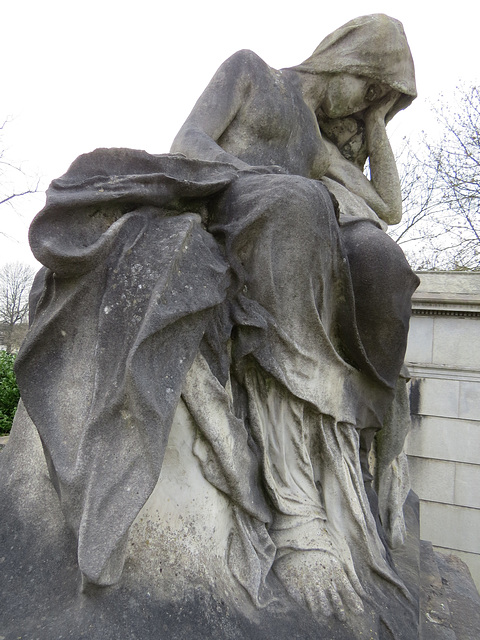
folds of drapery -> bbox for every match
[208,173,418,427]
[205,173,418,619]
[15,149,418,607]
[15,149,237,585]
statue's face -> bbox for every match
[320,74,391,119]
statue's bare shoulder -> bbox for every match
[216,48,275,81]
[172,48,327,175]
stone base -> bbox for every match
[420,541,480,640]
[1,404,422,640]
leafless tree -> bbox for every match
[0,117,39,215]
[0,262,36,352]
[389,85,480,270]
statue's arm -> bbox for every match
[325,94,402,225]
[171,50,256,170]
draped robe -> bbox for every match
[16,148,418,614]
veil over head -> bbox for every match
[291,14,417,115]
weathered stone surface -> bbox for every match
[420,502,480,557]
[1,402,421,639]
[406,271,480,590]
[406,416,480,465]
[1,14,424,639]
[436,551,480,640]
[420,541,456,640]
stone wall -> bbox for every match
[405,271,480,590]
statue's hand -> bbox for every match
[365,90,401,123]
[273,549,365,622]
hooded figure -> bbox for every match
[293,13,417,119]
[10,14,420,637]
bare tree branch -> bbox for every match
[389,84,480,270]
[0,117,40,216]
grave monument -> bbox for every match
[1,14,422,639]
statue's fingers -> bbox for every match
[307,588,333,619]
[337,574,364,614]
[343,564,367,599]
[327,586,346,621]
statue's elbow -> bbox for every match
[391,212,402,225]
[382,208,402,226]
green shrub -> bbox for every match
[0,350,20,435]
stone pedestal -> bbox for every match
[1,402,420,640]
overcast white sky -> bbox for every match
[1,0,479,268]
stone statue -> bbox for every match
[1,14,420,639]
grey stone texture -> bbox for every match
[432,550,480,640]
[406,270,480,591]
[1,14,424,639]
